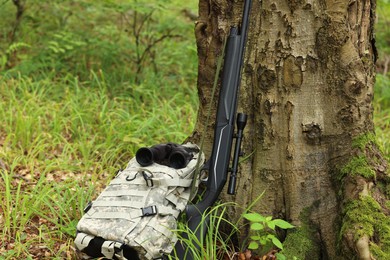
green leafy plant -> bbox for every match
[0,41,30,69]
[243,212,294,255]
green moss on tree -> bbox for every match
[378,182,390,200]
[281,208,320,260]
[337,133,390,258]
[340,195,390,258]
[340,156,376,180]
[352,133,376,151]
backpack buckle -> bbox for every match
[142,205,157,217]
[142,170,154,187]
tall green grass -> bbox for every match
[171,202,240,260]
[0,0,199,258]
[0,169,96,258]
[0,70,198,258]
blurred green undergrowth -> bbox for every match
[0,0,199,258]
[374,0,390,160]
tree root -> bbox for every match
[356,236,372,260]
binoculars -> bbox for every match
[135,143,194,169]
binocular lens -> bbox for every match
[169,152,188,169]
[135,143,193,169]
[135,148,154,166]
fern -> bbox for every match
[0,42,30,69]
[6,42,30,54]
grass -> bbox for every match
[0,170,95,258]
[170,193,271,260]
[0,0,199,258]
[171,202,241,260]
[0,73,199,258]
[0,71,198,258]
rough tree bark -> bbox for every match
[190,0,390,259]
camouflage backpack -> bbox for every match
[75,143,204,260]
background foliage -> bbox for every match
[0,0,389,258]
[375,0,390,159]
[0,0,199,258]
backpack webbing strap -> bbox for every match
[109,176,193,187]
[74,232,94,251]
[151,178,193,187]
[98,189,150,197]
[75,232,141,260]
[83,211,141,220]
[165,190,191,210]
[102,240,125,259]
[90,200,144,208]
[83,205,180,220]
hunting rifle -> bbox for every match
[174,0,252,258]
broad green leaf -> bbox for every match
[272,219,295,229]
[250,235,261,240]
[248,241,259,250]
[270,235,283,249]
[275,253,287,260]
[267,221,275,230]
[250,222,264,231]
[259,237,268,245]
[243,213,265,223]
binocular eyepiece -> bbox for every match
[135,143,194,169]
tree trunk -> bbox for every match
[191,0,390,259]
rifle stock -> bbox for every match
[174,0,252,258]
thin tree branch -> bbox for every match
[139,31,181,65]
[10,0,25,42]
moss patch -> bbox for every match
[337,133,390,258]
[351,132,376,151]
[340,195,390,258]
[377,182,390,200]
[281,208,320,260]
[340,156,376,180]
[281,229,319,260]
